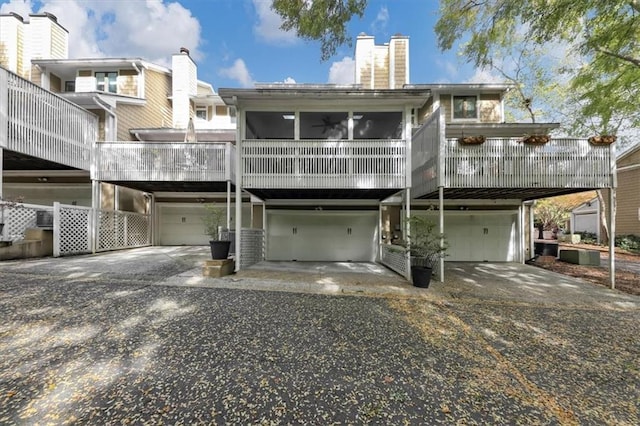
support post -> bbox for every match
[609,188,616,289]
[439,186,444,282]
[404,188,411,281]
[235,106,243,272]
[226,180,231,230]
[53,202,61,257]
[91,180,100,253]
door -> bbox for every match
[266,211,377,261]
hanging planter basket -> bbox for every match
[588,135,617,145]
[457,135,486,145]
[522,134,550,145]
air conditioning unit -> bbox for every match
[36,210,53,228]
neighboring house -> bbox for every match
[570,197,600,239]
[612,144,640,237]
[0,20,616,276]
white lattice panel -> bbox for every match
[240,228,264,268]
[2,203,50,242]
[97,210,150,252]
[59,205,91,256]
[381,244,408,277]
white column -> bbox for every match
[227,180,231,229]
[91,180,100,253]
[439,186,444,282]
[53,202,61,257]
[405,188,411,281]
[609,188,616,289]
[235,108,243,272]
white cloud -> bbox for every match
[328,57,355,84]
[370,6,389,33]
[435,59,459,80]
[0,0,203,66]
[283,77,296,84]
[464,68,504,84]
[219,59,255,88]
[252,0,297,44]
[0,0,33,17]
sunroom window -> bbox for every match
[245,111,294,139]
[95,71,118,93]
[300,112,348,140]
[453,95,478,120]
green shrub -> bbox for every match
[576,231,598,244]
[615,234,640,253]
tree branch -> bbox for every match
[594,46,640,68]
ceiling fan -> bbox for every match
[311,116,347,134]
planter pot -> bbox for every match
[522,135,550,145]
[411,265,433,288]
[458,135,486,145]
[542,230,554,240]
[588,135,616,145]
[209,240,231,259]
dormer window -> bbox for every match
[453,95,478,120]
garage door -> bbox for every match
[267,211,378,261]
[416,211,518,262]
[158,205,211,245]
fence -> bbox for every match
[1,202,53,242]
[96,210,151,252]
[380,244,410,280]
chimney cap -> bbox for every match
[179,47,190,55]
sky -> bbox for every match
[0,0,499,90]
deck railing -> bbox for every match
[94,142,235,182]
[0,67,97,170]
[412,134,614,197]
[242,139,406,189]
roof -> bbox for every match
[407,83,514,94]
[219,85,431,108]
[32,58,171,74]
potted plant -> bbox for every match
[522,134,550,145]
[588,135,616,145]
[405,215,448,288]
[201,203,231,259]
[457,135,486,145]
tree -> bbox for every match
[435,0,640,134]
[272,0,367,60]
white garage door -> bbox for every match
[416,211,518,262]
[267,211,378,262]
[158,205,211,245]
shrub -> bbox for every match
[615,234,640,253]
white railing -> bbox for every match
[94,142,235,182]
[380,244,410,279]
[242,139,406,189]
[412,108,444,197]
[441,137,613,189]
[0,68,97,170]
[96,209,151,252]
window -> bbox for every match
[245,111,294,139]
[300,112,348,139]
[64,81,75,92]
[195,106,208,120]
[453,95,478,120]
[95,71,118,93]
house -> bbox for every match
[611,144,640,237]
[0,19,616,280]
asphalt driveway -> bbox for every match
[0,248,638,424]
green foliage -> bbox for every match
[534,199,570,231]
[201,203,226,241]
[272,0,367,60]
[615,234,640,253]
[405,215,448,268]
[436,0,640,133]
[576,231,598,245]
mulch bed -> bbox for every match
[529,243,640,296]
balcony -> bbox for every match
[1,68,98,171]
[412,134,614,200]
[241,139,406,190]
[93,142,235,183]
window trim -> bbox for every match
[95,71,118,93]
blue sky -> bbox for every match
[0,0,497,90]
